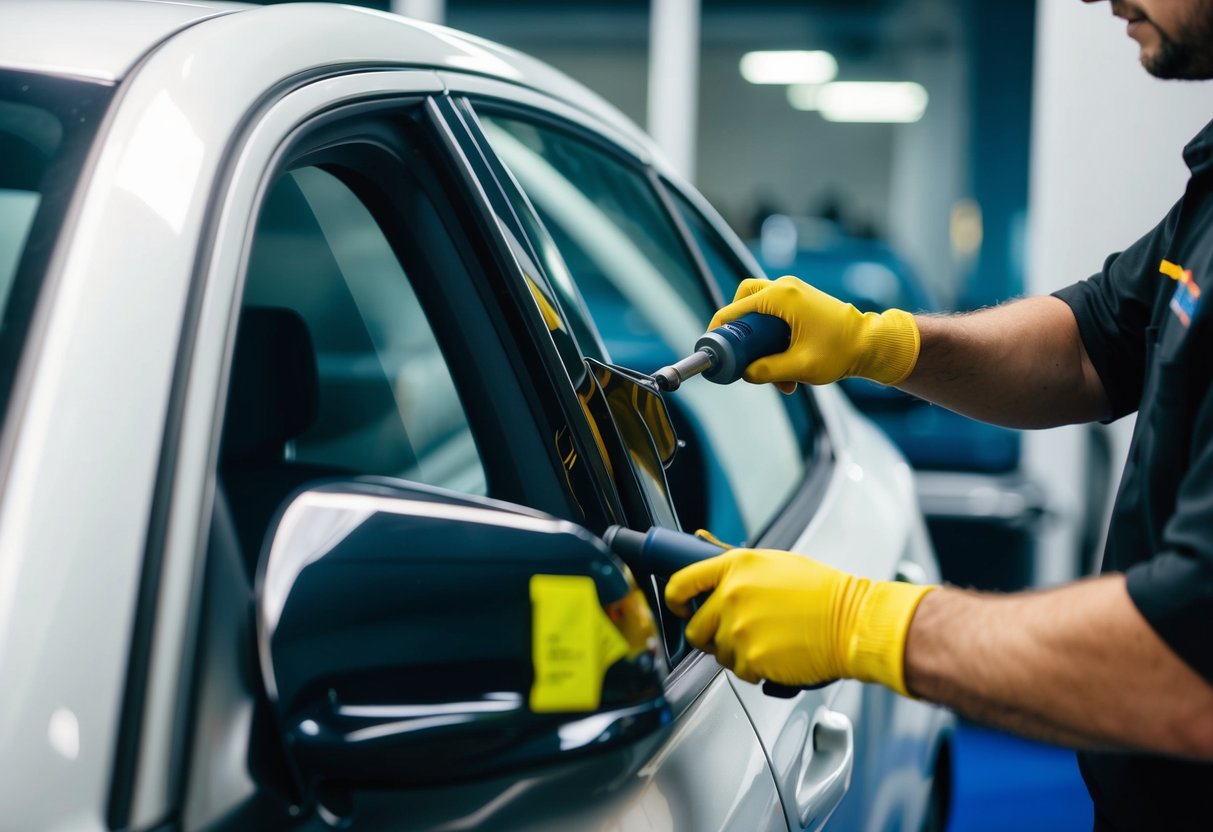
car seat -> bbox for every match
[219,305,348,574]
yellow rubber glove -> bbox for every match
[693,528,735,549]
[708,276,920,392]
[665,548,935,697]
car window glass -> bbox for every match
[480,113,803,541]
[239,165,487,495]
[0,101,58,311]
[667,187,817,441]
[0,189,39,309]
[0,73,109,426]
[669,188,755,293]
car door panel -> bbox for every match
[447,90,879,829]
[656,183,953,831]
[341,674,784,832]
[166,68,791,831]
[730,385,945,831]
[173,59,942,832]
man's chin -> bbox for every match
[1141,50,1213,80]
[1142,63,1213,80]
[1139,33,1213,80]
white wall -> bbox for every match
[1026,2,1213,583]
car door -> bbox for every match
[130,66,784,830]
[659,185,951,831]
[441,83,866,831]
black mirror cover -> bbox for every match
[256,478,669,789]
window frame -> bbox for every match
[166,90,645,827]
[249,112,578,515]
[469,98,725,318]
[451,93,843,675]
[241,148,489,494]
[459,95,834,548]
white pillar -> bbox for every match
[647,0,700,182]
[391,0,445,25]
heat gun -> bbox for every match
[651,312,791,392]
[603,524,828,698]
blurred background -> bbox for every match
[269,0,1213,827]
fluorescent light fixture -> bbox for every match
[740,50,837,85]
[786,83,823,111]
[795,81,928,123]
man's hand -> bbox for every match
[709,276,920,392]
[665,548,935,696]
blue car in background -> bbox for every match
[753,214,1050,592]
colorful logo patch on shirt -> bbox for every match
[1161,259,1200,328]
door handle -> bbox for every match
[796,707,854,830]
[896,559,929,585]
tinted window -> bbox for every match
[0,102,56,304]
[0,71,110,419]
[481,113,804,541]
[240,166,486,494]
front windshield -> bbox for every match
[0,70,111,415]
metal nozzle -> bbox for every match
[652,349,715,392]
[652,366,681,392]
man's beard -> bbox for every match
[1143,7,1213,79]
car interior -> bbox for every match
[219,165,493,568]
[195,157,500,823]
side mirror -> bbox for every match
[256,478,670,791]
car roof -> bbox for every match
[0,0,248,82]
[0,0,653,156]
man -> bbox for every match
[665,1,1213,829]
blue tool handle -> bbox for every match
[603,525,822,698]
[636,526,726,575]
[699,312,791,385]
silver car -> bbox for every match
[0,2,952,830]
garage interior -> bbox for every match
[192,1,1213,828]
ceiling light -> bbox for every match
[740,50,837,85]
[786,84,822,111]
[814,82,929,123]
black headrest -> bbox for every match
[221,307,318,467]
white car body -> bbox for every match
[0,3,952,830]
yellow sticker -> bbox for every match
[529,574,630,713]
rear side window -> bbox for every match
[480,112,805,542]
[666,187,817,443]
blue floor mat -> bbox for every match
[947,723,1092,831]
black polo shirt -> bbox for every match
[1054,116,1213,830]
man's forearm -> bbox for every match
[904,575,1213,759]
[897,296,1111,429]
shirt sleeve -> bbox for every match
[1052,200,1186,421]
[1127,382,1213,684]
